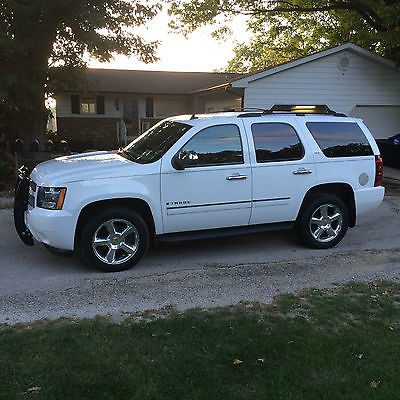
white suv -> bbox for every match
[14,107,385,272]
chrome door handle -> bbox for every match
[293,168,313,175]
[226,175,247,181]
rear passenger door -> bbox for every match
[242,117,316,224]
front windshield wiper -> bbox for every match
[117,148,137,162]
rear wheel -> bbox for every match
[80,208,149,272]
[295,194,349,249]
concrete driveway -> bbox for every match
[384,165,400,181]
[1,196,400,324]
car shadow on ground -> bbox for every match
[36,228,303,274]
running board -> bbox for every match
[156,222,294,243]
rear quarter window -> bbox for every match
[306,122,373,157]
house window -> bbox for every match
[81,97,96,113]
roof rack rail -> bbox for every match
[200,107,267,114]
[237,105,347,118]
[187,108,267,119]
[237,112,264,118]
[269,105,347,116]
[191,105,347,119]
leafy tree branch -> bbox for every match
[0,0,161,147]
[169,0,400,72]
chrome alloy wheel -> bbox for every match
[309,203,343,243]
[92,219,139,265]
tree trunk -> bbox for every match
[6,84,48,152]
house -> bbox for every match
[55,70,243,150]
[229,43,400,140]
[55,43,400,151]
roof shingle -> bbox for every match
[82,69,242,94]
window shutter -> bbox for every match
[145,97,154,117]
[71,95,80,114]
[96,95,105,114]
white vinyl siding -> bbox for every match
[350,106,400,139]
[242,50,400,117]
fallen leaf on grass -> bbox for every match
[24,386,41,394]
[370,380,380,388]
[233,359,243,365]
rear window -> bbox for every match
[306,122,373,158]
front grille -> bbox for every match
[28,180,37,208]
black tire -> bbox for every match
[80,208,149,272]
[43,244,74,257]
[295,194,349,249]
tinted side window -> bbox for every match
[251,123,304,163]
[181,124,243,166]
[306,122,373,157]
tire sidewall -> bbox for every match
[80,208,149,272]
[296,194,349,249]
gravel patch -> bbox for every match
[1,248,399,325]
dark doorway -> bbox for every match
[123,99,139,137]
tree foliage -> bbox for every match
[0,0,160,148]
[169,0,400,72]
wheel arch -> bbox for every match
[74,198,156,251]
[298,183,356,227]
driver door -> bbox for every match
[161,123,252,233]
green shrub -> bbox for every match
[46,129,59,144]
[0,151,14,184]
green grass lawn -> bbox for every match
[2,280,400,399]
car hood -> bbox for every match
[30,151,147,186]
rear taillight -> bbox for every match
[374,155,383,187]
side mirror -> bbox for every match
[171,150,199,170]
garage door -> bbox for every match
[350,106,400,139]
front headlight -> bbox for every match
[37,187,67,210]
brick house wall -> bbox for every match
[57,117,120,151]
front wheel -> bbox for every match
[295,194,349,249]
[80,208,149,272]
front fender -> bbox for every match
[65,175,163,235]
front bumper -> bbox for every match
[25,207,76,251]
[14,166,76,251]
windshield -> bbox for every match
[122,121,192,164]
